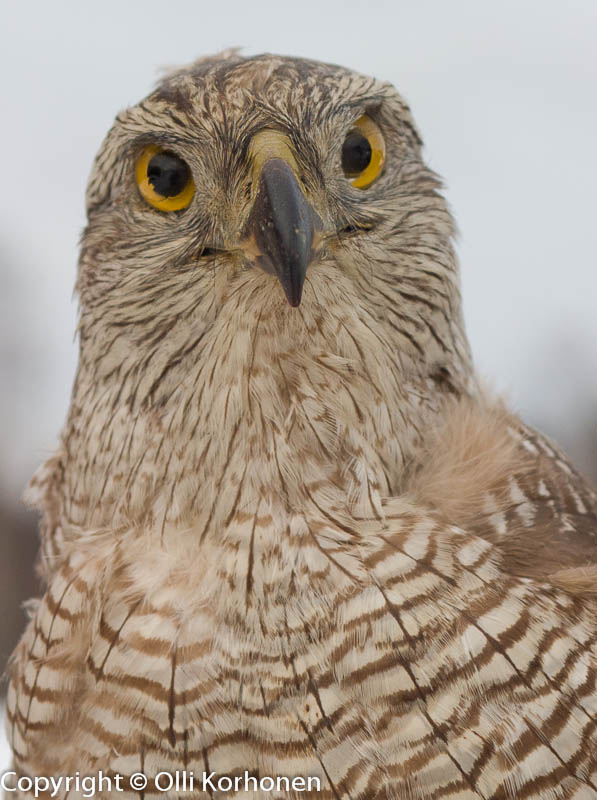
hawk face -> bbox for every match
[63,53,473,529]
[80,53,465,384]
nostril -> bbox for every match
[340,223,374,235]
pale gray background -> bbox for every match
[1,0,596,766]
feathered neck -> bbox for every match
[32,276,475,545]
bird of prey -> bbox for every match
[7,51,597,799]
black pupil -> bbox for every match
[147,151,190,197]
[342,131,372,175]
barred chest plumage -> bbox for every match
[9,462,597,799]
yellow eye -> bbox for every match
[135,145,195,211]
[341,115,386,189]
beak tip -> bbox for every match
[283,266,306,307]
[281,279,304,307]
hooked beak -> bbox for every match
[242,132,321,307]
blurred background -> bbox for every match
[1,0,596,765]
